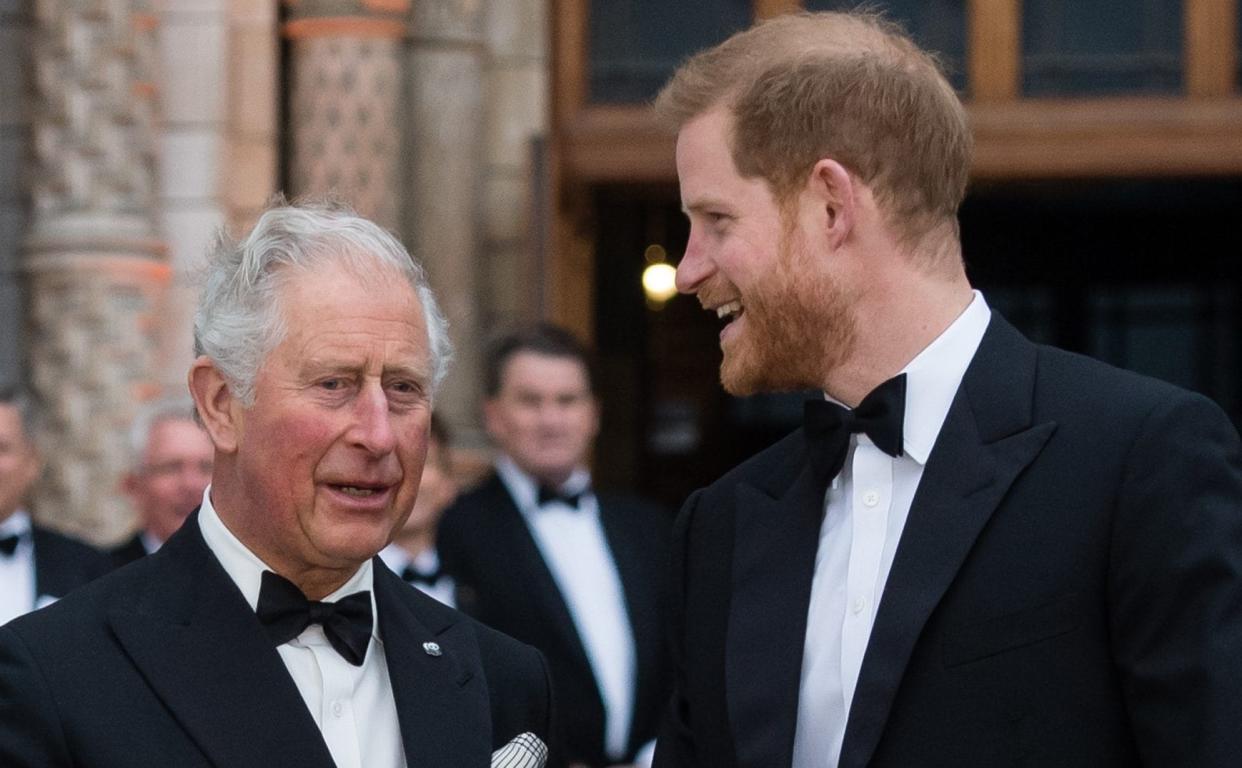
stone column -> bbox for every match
[157,0,229,394]
[0,2,32,389]
[284,0,407,230]
[23,0,168,544]
[223,0,279,234]
[480,0,549,334]
[405,0,487,450]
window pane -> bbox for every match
[1022,0,1183,96]
[805,0,968,91]
[588,0,752,104]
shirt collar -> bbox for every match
[897,290,991,464]
[494,454,592,517]
[197,486,378,636]
[0,509,32,538]
[140,529,165,555]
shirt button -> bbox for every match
[862,490,880,507]
[852,597,866,615]
[332,700,344,718]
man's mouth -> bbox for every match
[715,300,743,324]
[330,483,391,498]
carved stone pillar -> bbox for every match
[481,0,548,333]
[284,0,407,229]
[24,0,168,544]
[405,0,487,450]
[224,0,279,234]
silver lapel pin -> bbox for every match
[423,641,442,657]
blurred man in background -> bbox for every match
[112,398,214,567]
[379,414,461,607]
[0,388,110,625]
[439,324,670,768]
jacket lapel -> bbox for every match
[598,497,660,724]
[491,478,597,678]
[108,517,336,768]
[726,438,826,767]
[374,562,492,767]
[840,314,1057,768]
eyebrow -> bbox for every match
[682,197,733,217]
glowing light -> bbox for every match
[642,262,678,303]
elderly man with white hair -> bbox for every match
[0,203,553,768]
[112,397,214,567]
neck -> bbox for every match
[824,268,973,407]
[210,473,361,601]
[280,564,359,601]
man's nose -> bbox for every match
[675,228,712,294]
[350,385,397,454]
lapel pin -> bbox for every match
[423,641,442,657]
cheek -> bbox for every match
[244,412,336,483]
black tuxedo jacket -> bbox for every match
[31,524,111,603]
[108,532,149,569]
[0,514,553,768]
[439,473,672,767]
[654,313,1242,768]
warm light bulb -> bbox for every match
[642,262,678,303]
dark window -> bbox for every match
[806,0,968,91]
[1022,0,1183,95]
[588,0,752,104]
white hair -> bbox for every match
[193,202,453,406]
[128,396,200,467]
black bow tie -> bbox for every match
[804,374,907,489]
[256,570,373,666]
[537,484,585,509]
[401,564,442,586]
[0,534,19,557]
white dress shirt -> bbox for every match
[378,543,457,608]
[140,530,165,555]
[0,509,36,625]
[198,488,407,768]
[792,291,991,768]
[496,456,638,762]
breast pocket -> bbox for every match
[942,591,1082,668]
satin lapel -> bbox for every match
[598,498,659,712]
[726,453,827,768]
[840,314,1057,768]
[491,479,595,674]
[108,518,335,768]
[375,563,491,767]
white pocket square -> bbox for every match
[490,732,547,768]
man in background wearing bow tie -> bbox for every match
[653,11,1242,768]
[439,324,671,768]
[379,414,463,609]
[0,388,111,625]
[0,203,552,768]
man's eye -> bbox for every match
[319,379,345,391]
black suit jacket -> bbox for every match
[439,473,672,767]
[655,313,1242,768]
[108,532,149,569]
[0,513,553,768]
[30,524,111,603]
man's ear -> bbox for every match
[808,158,857,250]
[188,356,240,454]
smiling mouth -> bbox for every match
[715,300,743,326]
[331,484,390,498]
